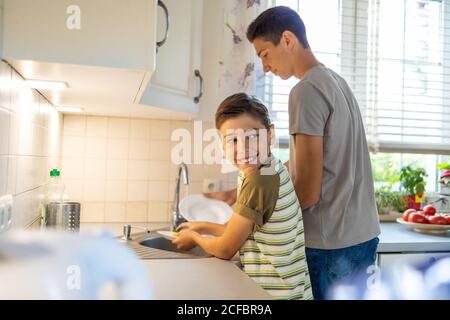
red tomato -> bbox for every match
[446,216,450,225]
[403,209,416,221]
[427,215,447,225]
[423,205,437,216]
[408,212,429,224]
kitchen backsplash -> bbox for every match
[61,115,237,223]
[0,60,63,228]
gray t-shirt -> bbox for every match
[288,65,380,250]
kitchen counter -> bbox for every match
[79,221,450,299]
[80,222,271,300]
[378,222,450,253]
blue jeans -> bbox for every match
[305,237,379,300]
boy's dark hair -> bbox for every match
[247,6,309,49]
[215,93,271,130]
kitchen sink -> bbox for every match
[120,229,211,259]
[139,236,210,258]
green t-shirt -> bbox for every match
[232,167,280,227]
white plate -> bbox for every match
[156,230,178,240]
[396,217,450,235]
[179,194,232,224]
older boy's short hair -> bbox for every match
[215,93,271,130]
[247,6,309,49]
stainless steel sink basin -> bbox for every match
[120,229,211,259]
[139,236,210,258]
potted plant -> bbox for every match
[437,163,450,195]
[399,165,427,210]
[375,186,405,218]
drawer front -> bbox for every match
[378,252,450,270]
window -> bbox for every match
[265,0,450,154]
[371,153,449,193]
[265,0,342,141]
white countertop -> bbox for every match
[80,222,271,300]
[78,221,450,299]
[378,222,450,253]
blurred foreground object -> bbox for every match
[0,230,153,299]
[329,256,450,300]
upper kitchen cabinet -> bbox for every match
[138,0,204,114]
[1,0,157,116]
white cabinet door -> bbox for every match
[139,0,204,114]
[3,0,156,71]
[2,0,158,117]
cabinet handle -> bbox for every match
[194,69,203,104]
[156,0,170,52]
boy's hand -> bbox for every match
[172,230,197,251]
[203,189,237,206]
[176,222,204,233]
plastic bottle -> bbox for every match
[41,169,68,230]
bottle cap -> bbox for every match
[50,169,60,177]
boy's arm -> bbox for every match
[191,213,253,260]
[293,133,323,210]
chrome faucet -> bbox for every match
[121,224,150,241]
[172,163,190,231]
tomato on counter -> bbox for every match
[408,212,429,224]
[403,209,416,221]
[423,205,437,216]
[427,215,448,225]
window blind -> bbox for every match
[265,0,450,154]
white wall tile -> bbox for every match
[108,117,129,139]
[128,181,148,202]
[107,138,129,159]
[10,72,31,115]
[86,116,108,138]
[148,202,169,222]
[62,157,84,180]
[81,202,105,222]
[130,119,149,139]
[62,136,85,158]
[127,159,149,180]
[6,156,17,195]
[0,61,11,111]
[149,119,171,140]
[16,156,41,194]
[105,180,127,201]
[0,108,10,155]
[63,115,86,136]
[149,140,170,161]
[129,139,149,160]
[64,179,84,201]
[0,64,63,228]
[106,159,128,180]
[83,179,105,202]
[148,161,170,181]
[85,137,107,158]
[170,120,193,134]
[0,156,7,196]
[126,202,147,222]
[148,181,169,202]
[84,158,106,179]
[105,202,126,222]
[60,117,226,223]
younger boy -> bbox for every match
[172,93,312,300]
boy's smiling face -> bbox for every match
[219,113,274,174]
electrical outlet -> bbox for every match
[0,195,13,233]
[203,179,222,193]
